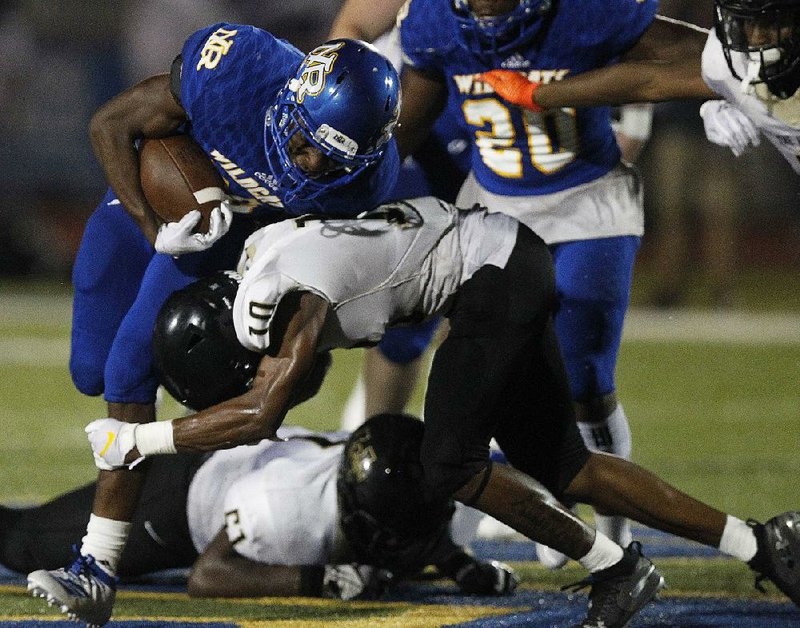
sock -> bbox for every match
[577,403,632,459]
[578,404,633,545]
[579,531,625,573]
[80,514,131,576]
[718,515,758,562]
[595,513,633,547]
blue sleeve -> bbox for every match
[399,0,457,75]
[179,23,300,121]
[591,0,659,62]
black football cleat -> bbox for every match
[749,511,800,606]
[565,541,665,628]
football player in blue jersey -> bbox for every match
[330,0,656,456]
[392,0,692,569]
[29,24,401,626]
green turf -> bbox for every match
[2,334,797,515]
[1,280,798,623]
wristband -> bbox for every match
[135,421,177,456]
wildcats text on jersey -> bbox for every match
[209,149,284,207]
[453,69,570,96]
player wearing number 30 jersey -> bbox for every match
[395,0,659,566]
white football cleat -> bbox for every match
[27,552,117,627]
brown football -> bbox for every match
[139,134,226,233]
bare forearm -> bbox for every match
[396,67,447,159]
[89,74,186,244]
[189,557,307,597]
[329,0,403,40]
[189,530,323,598]
[171,370,295,451]
[535,60,714,109]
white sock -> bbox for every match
[579,531,625,572]
[595,513,633,546]
[718,515,758,562]
[339,375,366,431]
[578,404,633,545]
[80,514,131,576]
[577,403,632,458]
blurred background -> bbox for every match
[0,0,798,305]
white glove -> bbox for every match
[154,202,233,255]
[699,100,761,157]
[85,418,143,470]
[321,564,393,600]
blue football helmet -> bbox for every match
[715,0,800,98]
[452,0,553,59]
[265,39,401,205]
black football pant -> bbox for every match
[421,224,590,502]
[0,452,203,578]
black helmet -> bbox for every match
[337,414,455,572]
[715,0,800,98]
[152,271,260,411]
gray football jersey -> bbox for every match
[233,196,517,353]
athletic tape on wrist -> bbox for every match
[135,421,177,456]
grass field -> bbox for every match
[1,275,799,625]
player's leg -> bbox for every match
[28,221,253,624]
[540,235,639,567]
[69,189,154,396]
[86,220,254,561]
[561,449,800,605]
[116,452,202,576]
[3,453,200,577]
[29,192,155,624]
[1,486,95,573]
[27,253,193,625]
[421,225,664,626]
[340,322,438,430]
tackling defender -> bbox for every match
[84,197,800,628]
[42,23,402,627]
[11,415,516,603]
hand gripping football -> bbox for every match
[139,134,226,233]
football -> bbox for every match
[139,134,226,233]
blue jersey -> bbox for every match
[179,23,399,217]
[399,0,657,196]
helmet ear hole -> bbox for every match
[185,329,204,352]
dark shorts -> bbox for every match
[421,225,590,500]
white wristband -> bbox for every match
[135,421,177,456]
